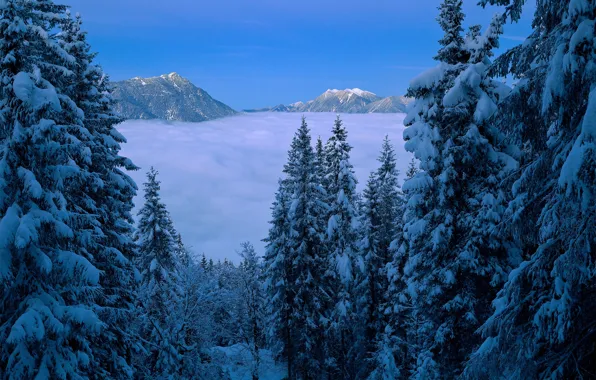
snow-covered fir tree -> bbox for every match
[262,178,296,378]
[283,117,329,379]
[58,12,141,377]
[399,1,517,376]
[135,167,185,377]
[322,115,359,379]
[464,0,596,377]
[0,1,132,377]
[236,242,265,380]
[355,136,404,379]
[263,118,330,380]
[375,157,422,380]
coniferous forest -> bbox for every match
[0,0,595,379]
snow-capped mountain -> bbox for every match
[244,88,411,114]
[366,95,414,113]
[113,73,237,122]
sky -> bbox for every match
[62,0,535,110]
[118,113,411,263]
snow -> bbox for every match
[210,344,287,380]
[409,63,448,90]
[325,88,376,97]
[118,112,411,262]
[13,72,61,111]
[350,88,376,97]
[558,87,596,190]
[0,204,20,279]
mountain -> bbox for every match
[244,89,411,114]
[112,73,236,122]
[366,95,414,113]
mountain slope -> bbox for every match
[366,96,413,113]
[113,73,236,122]
[245,89,410,114]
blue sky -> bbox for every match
[63,0,535,110]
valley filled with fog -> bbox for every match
[119,112,411,262]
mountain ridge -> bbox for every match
[112,73,237,122]
[245,88,412,114]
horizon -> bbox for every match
[63,0,535,110]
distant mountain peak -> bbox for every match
[162,72,184,80]
[113,73,236,122]
[244,88,411,114]
[325,88,377,97]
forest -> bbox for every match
[0,0,595,379]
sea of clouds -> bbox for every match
[118,112,411,262]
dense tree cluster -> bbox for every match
[262,0,596,378]
[0,0,594,378]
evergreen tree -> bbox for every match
[314,136,327,196]
[135,167,183,377]
[359,136,404,379]
[434,0,467,64]
[376,157,422,380]
[465,0,596,377]
[262,179,295,378]
[0,1,114,377]
[59,12,140,377]
[237,242,265,380]
[283,117,329,379]
[200,254,209,270]
[400,3,515,376]
[354,171,381,377]
[323,116,359,379]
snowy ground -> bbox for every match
[118,112,410,262]
[210,344,287,380]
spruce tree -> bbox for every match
[465,0,596,377]
[323,116,359,379]
[359,137,404,379]
[284,117,329,379]
[0,1,111,377]
[237,242,265,380]
[354,171,380,377]
[434,0,467,64]
[400,2,515,376]
[135,167,183,377]
[262,179,295,379]
[59,12,140,377]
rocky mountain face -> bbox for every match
[244,89,412,114]
[113,73,237,122]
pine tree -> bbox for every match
[284,117,329,379]
[135,167,183,377]
[380,156,420,378]
[405,158,419,181]
[314,136,327,196]
[262,179,295,379]
[0,1,111,377]
[400,3,516,376]
[465,0,596,377]
[358,136,404,379]
[323,116,359,379]
[200,254,209,270]
[237,242,265,380]
[59,12,140,377]
[354,171,380,377]
[434,0,466,64]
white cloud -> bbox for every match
[118,112,411,263]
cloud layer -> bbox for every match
[118,112,411,262]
